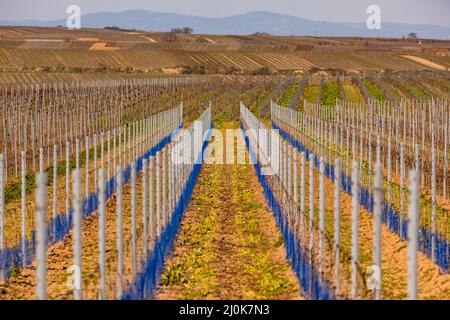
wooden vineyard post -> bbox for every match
[351,161,360,299]
[414,144,420,172]
[368,127,372,188]
[444,118,448,199]
[119,127,123,168]
[346,127,350,176]
[340,117,344,164]
[387,124,392,202]
[352,127,356,162]
[166,144,172,221]
[0,154,4,282]
[21,150,27,266]
[101,132,104,171]
[394,111,399,178]
[408,169,419,300]
[116,166,123,299]
[376,136,381,164]
[281,141,289,222]
[128,125,131,165]
[52,145,57,240]
[131,163,137,281]
[287,145,292,225]
[134,123,137,161]
[98,168,106,300]
[76,139,80,170]
[431,129,436,263]
[173,140,178,212]
[293,148,298,231]
[107,130,111,182]
[94,134,98,191]
[177,139,182,213]
[400,142,405,228]
[279,140,284,216]
[359,117,363,176]
[421,111,425,187]
[373,162,383,300]
[334,158,341,298]
[172,142,177,217]
[162,147,167,228]
[169,144,173,221]
[125,124,128,166]
[72,169,83,300]
[35,171,48,300]
[140,121,144,157]
[156,152,161,237]
[39,147,44,173]
[114,129,117,172]
[127,123,131,164]
[308,153,315,296]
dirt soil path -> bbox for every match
[157,128,301,300]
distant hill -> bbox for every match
[1,10,449,39]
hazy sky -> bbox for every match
[1,0,449,27]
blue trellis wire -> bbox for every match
[272,121,449,271]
